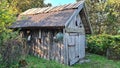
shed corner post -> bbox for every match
[63,28,69,65]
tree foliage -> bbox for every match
[77,0,120,34]
[0,0,51,67]
[0,0,16,45]
[0,0,15,32]
[87,34,120,60]
[6,0,51,13]
[0,36,27,67]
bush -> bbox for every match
[0,31,28,68]
[87,34,120,60]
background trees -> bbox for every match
[0,0,51,67]
[6,0,51,13]
[0,0,16,45]
[77,0,120,34]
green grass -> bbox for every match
[26,54,120,68]
[1,54,119,68]
[26,55,71,68]
[74,54,120,68]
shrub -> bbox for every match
[0,31,28,68]
[87,34,120,60]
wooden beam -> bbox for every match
[65,28,85,33]
[83,3,93,34]
[63,29,69,65]
[65,0,85,27]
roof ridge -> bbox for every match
[20,0,84,15]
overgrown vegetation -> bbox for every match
[0,31,28,68]
[0,0,16,45]
[0,0,51,67]
[85,0,120,34]
[1,0,51,14]
[77,54,120,68]
[87,34,120,60]
[9,54,120,68]
[26,55,71,68]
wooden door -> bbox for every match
[67,33,80,65]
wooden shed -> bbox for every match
[11,0,92,65]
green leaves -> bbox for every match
[0,0,16,45]
[84,0,120,34]
[87,34,120,56]
[5,0,51,13]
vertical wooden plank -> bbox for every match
[45,31,49,59]
[68,36,76,65]
[50,30,54,60]
[58,42,61,63]
[82,35,85,58]
[41,31,45,58]
[75,35,79,59]
[64,33,69,65]
[37,30,42,58]
[48,31,53,60]
[53,30,60,62]
[78,34,81,59]
[46,31,48,59]
[63,29,66,64]
[60,41,64,64]
[36,30,39,58]
[46,31,49,60]
[32,31,35,56]
[54,40,59,62]
[51,40,55,60]
[34,30,39,57]
[52,30,55,60]
[79,34,85,58]
[40,30,43,58]
[79,34,82,58]
[38,41,42,58]
[54,42,58,61]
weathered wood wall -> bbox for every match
[64,14,86,65]
[23,29,65,63]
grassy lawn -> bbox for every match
[26,55,71,68]
[74,54,120,68]
[26,54,120,68]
